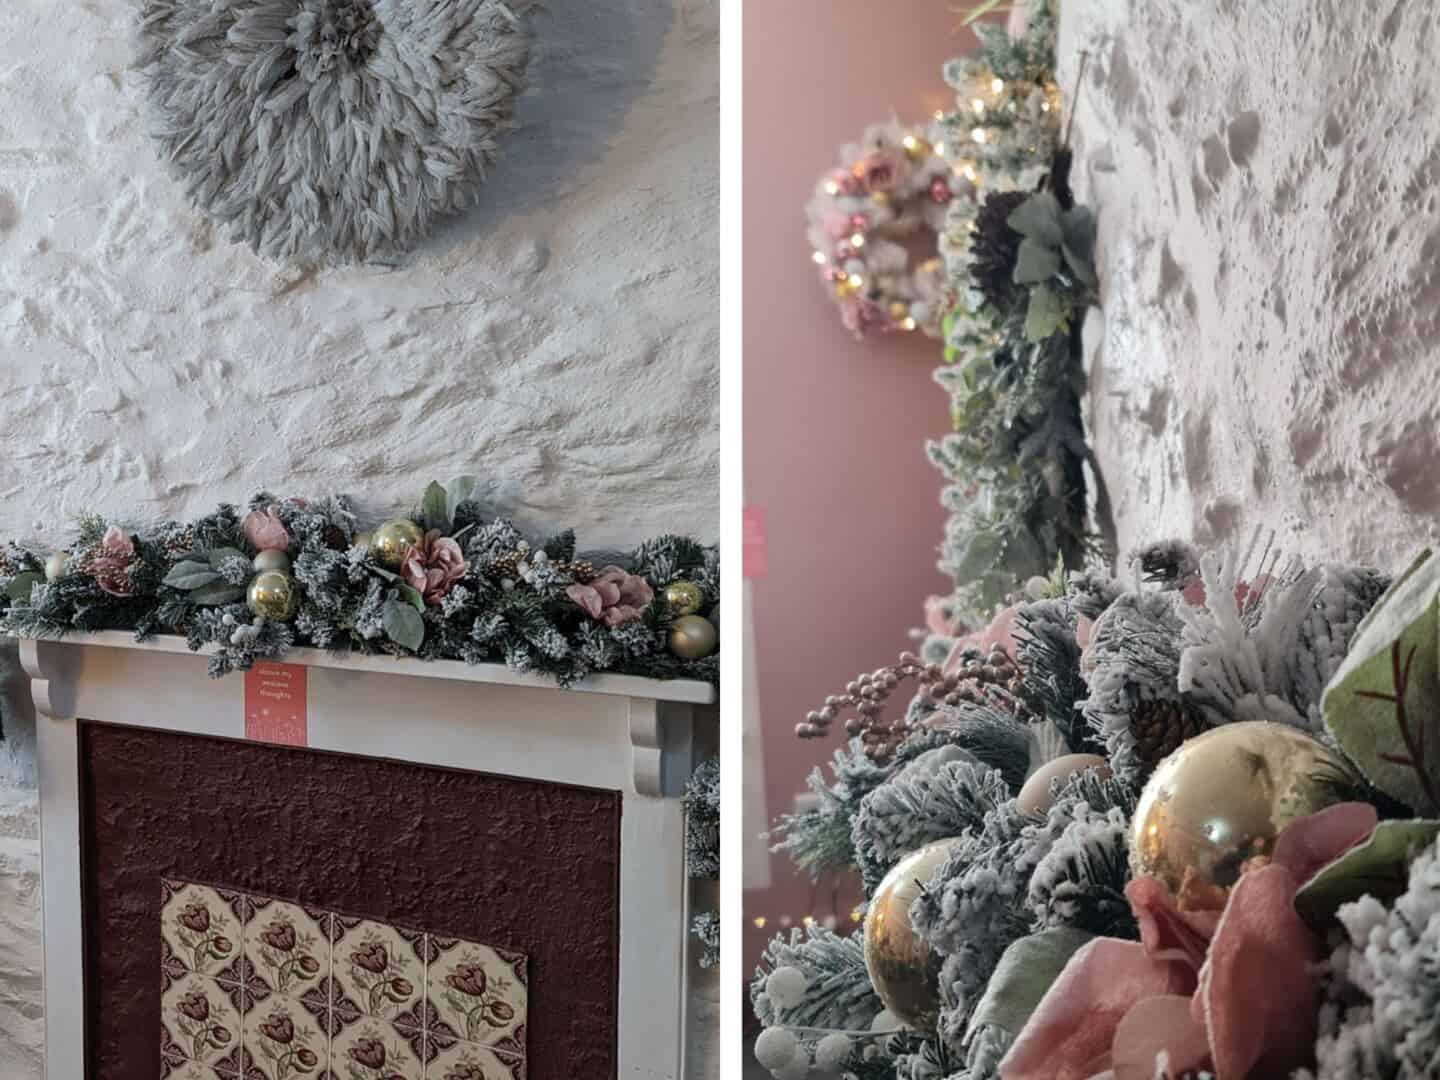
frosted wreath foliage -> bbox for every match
[0,491,718,687]
[912,0,1097,653]
[806,121,958,340]
[749,537,1440,1080]
[138,0,536,262]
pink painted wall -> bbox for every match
[742,2,980,1001]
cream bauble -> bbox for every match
[246,570,299,622]
[252,550,291,573]
[1017,753,1111,815]
[371,519,423,569]
[44,551,69,582]
[1130,721,1360,897]
[669,614,718,660]
[862,839,955,1029]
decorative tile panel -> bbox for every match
[161,881,527,1080]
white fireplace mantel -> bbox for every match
[20,631,717,1080]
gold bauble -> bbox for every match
[664,581,704,617]
[1017,753,1111,815]
[1130,721,1360,898]
[863,839,954,1030]
[246,570,299,622]
[371,518,423,569]
[669,614,718,660]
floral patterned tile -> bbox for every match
[244,992,330,1080]
[424,1040,525,1080]
[161,879,243,980]
[245,894,332,1002]
[331,1019,425,1080]
[332,917,425,1025]
[426,940,527,1051]
[161,972,244,1077]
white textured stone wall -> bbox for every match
[0,0,718,549]
[1065,0,1440,570]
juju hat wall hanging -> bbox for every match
[137,0,536,263]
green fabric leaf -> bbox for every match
[1061,242,1097,287]
[189,583,245,607]
[383,595,425,651]
[1023,284,1069,343]
[1013,238,1062,285]
[207,547,247,570]
[967,927,1093,1039]
[1295,819,1440,929]
[164,562,222,590]
[397,583,425,612]
[4,572,42,603]
[1006,192,1063,245]
[421,481,450,533]
[1060,206,1096,258]
[445,476,480,527]
[1321,548,1440,812]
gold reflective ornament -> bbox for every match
[1130,721,1360,898]
[668,614,718,660]
[863,838,954,1030]
[664,581,704,617]
[246,570,299,622]
[371,518,423,569]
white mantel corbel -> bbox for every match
[19,631,717,1080]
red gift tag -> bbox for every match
[743,505,768,580]
[244,662,307,747]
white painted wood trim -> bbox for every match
[22,635,712,1080]
[19,630,716,704]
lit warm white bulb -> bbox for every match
[849,274,865,288]
[812,251,828,265]
[850,233,866,247]
[933,109,945,121]
[934,142,946,156]
[991,77,1005,94]
[971,127,988,144]
[971,98,985,114]
[753,916,767,928]
[1041,101,1052,112]
[824,180,840,195]
[902,317,917,331]
[902,134,919,151]
[962,164,979,182]
[802,915,816,927]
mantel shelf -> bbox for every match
[16,629,716,705]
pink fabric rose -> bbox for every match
[241,506,291,553]
[855,148,911,194]
[1007,1,1031,41]
[924,594,960,638]
[399,530,466,605]
[840,296,885,337]
[566,566,654,627]
[1001,802,1379,1080]
[943,604,1019,672]
[91,525,138,597]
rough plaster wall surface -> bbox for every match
[1063,0,1440,571]
[0,0,719,548]
[0,0,717,1075]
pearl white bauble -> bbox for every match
[814,1032,854,1070]
[765,966,810,1009]
[910,301,932,325]
[1016,753,1111,815]
[43,551,69,582]
[252,549,291,573]
[772,1061,810,1080]
[755,1027,802,1071]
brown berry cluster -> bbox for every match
[797,643,1021,760]
[490,550,596,582]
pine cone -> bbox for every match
[1131,697,1210,768]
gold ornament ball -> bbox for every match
[664,581,705,617]
[1130,721,1360,898]
[1017,753,1111,815]
[246,570,299,622]
[371,519,423,569]
[863,839,955,1030]
[669,614,718,660]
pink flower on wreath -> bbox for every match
[1000,802,1379,1080]
[840,296,885,337]
[854,147,911,194]
[241,506,291,553]
[567,566,654,627]
[399,530,467,605]
[1007,0,1032,41]
[91,525,138,597]
[822,209,853,239]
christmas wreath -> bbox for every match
[754,537,1440,1080]
[0,479,718,687]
